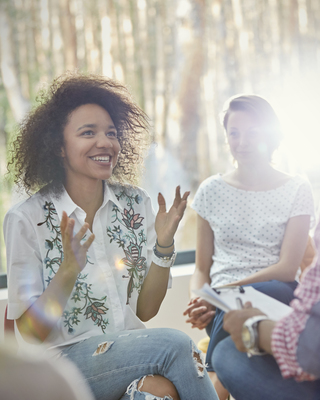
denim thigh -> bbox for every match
[206,280,298,371]
[61,327,218,400]
[213,336,320,400]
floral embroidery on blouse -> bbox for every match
[38,201,109,335]
[107,190,147,304]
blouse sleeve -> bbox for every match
[4,209,44,320]
[290,179,315,228]
[191,179,210,220]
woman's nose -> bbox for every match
[238,133,250,147]
[96,133,113,148]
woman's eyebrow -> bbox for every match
[77,123,96,131]
[77,123,117,131]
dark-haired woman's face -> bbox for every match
[61,103,121,187]
[226,111,269,164]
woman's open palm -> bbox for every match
[155,186,190,247]
[60,211,95,274]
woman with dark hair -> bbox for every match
[183,94,315,399]
[5,72,218,400]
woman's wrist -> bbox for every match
[156,238,174,248]
[156,237,174,255]
[59,260,80,282]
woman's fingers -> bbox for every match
[82,233,95,251]
[172,186,182,208]
[185,305,210,321]
[190,310,215,329]
[73,222,89,242]
[182,190,190,201]
[157,192,166,213]
[60,214,94,254]
[171,186,190,212]
[175,191,190,219]
[68,218,75,237]
[183,298,202,315]
[60,211,68,236]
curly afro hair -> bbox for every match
[8,72,150,194]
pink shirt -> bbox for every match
[272,219,320,381]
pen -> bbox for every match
[236,297,243,309]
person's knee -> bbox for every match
[156,329,191,359]
[138,375,180,400]
[160,330,207,379]
[211,337,235,384]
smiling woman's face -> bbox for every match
[61,103,121,187]
[226,110,270,165]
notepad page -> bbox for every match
[194,283,293,321]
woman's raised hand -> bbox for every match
[155,186,190,247]
[60,211,95,274]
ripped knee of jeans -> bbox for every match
[192,341,206,378]
[126,375,173,400]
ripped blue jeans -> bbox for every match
[60,327,218,400]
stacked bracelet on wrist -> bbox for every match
[152,238,176,268]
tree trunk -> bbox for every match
[59,0,77,70]
[0,2,30,122]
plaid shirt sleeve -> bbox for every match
[271,221,320,382]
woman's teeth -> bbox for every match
[91,156,110,162]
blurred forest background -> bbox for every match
[1,0,320,273]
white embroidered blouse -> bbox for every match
[5,183,157,349]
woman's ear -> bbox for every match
[60,146,65,158]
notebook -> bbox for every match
[193,283,293,321]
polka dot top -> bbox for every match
[192,174,315,287]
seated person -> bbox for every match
[183,94,315,399]
[212,216,320,400]
[4,72,218,400]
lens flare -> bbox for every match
[115,257,125,271]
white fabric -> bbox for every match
[4,183,158,349]
[192,174,315,287]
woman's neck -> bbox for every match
[64,179,104,230]
[235,162,274,187]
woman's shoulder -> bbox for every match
[280,172,312,190]
[4,191,51,233]
[197,174,223,190]
[6,191,44,215]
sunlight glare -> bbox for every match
[268,77,320,173]
[115,258,125,271]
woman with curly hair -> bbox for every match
[4,73,218,400]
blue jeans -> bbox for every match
[61,327,218,400]
[212,337,320,400]
[205,280,298,371]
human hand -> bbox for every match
[223,302,266,352]
[155,186,190,247]
[60,211,95,275]
[183,297,216,330]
